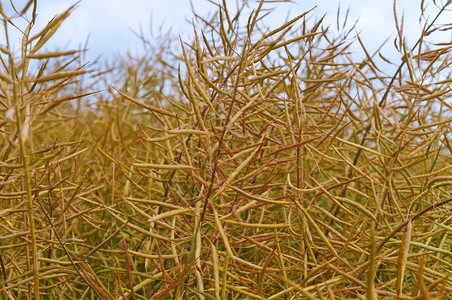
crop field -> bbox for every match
[0,0,451,299]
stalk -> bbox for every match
[1,2,40,297]
[16,106,40,299]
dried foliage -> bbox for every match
[0,0,451,299]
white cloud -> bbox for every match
[2,0,451,64]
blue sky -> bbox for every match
[3,0,452,64]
